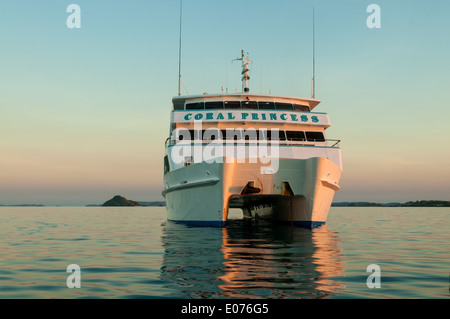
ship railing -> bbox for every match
[165,138,341,147]
[327,139,341,147]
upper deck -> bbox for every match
[170,51,333,133]
[171,93,330,128]
[172,93,321,112]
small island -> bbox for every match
[101,195,166,207]
[332,200,450,207]
[0,204,45,207]
[0,199,446,208]
[102,195,142,207]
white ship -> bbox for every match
[162,51,342,227]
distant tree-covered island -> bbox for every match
[101,195,165,207]
[102,195,142,207]
[0,204,45,207]
[100,196,449,208]
[332,200,450,207]
[1,199,447,208]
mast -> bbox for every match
[233,50,251,93]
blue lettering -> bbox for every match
[280,113,287,120]
[184,113,192,121]
[269,113,277,120]
[311,116,319,123]
[290,114,298,121]
[261,113,266,120]
[242,113,249,120]
[252,113,259,120]
[206,113,213,120]
[301,115,308,122]
[194,113,203,120]
[217,113,224,120]
[228,113,235,120]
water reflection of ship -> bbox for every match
[160,220,345,298]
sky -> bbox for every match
[1,0,449,205]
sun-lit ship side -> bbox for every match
[162,51,342,227]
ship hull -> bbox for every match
[162,156,341,228]
[163,161,226,227]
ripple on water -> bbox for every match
[0,207,448,298]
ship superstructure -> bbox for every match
[163,51,342,227]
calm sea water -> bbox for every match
[0,206,448,299]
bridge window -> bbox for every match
[286,131,306,141]
[224,101,241,109]
[265,129,286,141]
[186,102,204,110]
[205,101,224,109]
[275,102,293,110]
[173,128,325,143]
[306,131,325,142]
[293,104,310,112]
[258,101,275,109]
[241,101,258,109]
[173,100,185,110]
[221,129,242,140]
[186,130,201,140]
[243,129,261,141]
[202,129,222,141]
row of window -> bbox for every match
[173,100,310,112]
[172,129,325,142]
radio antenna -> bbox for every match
[177,0,183,96]
[311,6,316,99]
